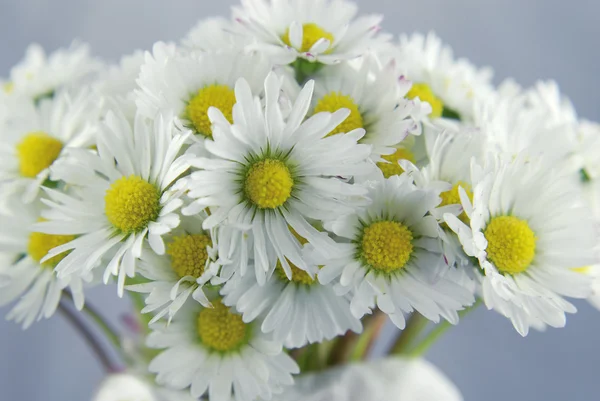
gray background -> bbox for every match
[1,1,599,400]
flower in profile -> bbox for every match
[0,88,105,202]
[6,42,102,102]
[233,0,386,66]
[445,156,599,335]
[184,72,373,284]
[0,195,88,328]
[147,298,298,401]
[221,230,362,348]
[319,174,475,329]
[33,110,192,296]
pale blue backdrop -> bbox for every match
[1,1,599,400]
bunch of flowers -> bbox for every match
[1,1,599,400]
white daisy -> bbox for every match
[94,51,145,122]
[181,17,249,52]
[475,80,578,167]
[302,58,425,163]
[389,31,494,122]
[400,128,486,268]
[221,233,362,348]
[233,0,386,66]
[0,87,105,202]
[574,120,600,182]
[127,210,220,323]
[319,174,476,329]
[6,42,102,101]
[183,72,373,284]
[444,156,599,335]
[32,110,192,296]
[0,194,88,329]
[147,298,299,401]
[135,43,272,139]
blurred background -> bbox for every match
[1,1,599,400]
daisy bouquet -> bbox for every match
[1,1,599,400]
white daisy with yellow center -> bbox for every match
[306,59,425,164]
[183,72,373,285]
[319,175,475,329]
[7,42,102,101]
[221,228,362,348]
[387,32,494,122]
[32,110,192,296]
[147,298,299,401]
[233,0,386,66]
[127,211,221,323]
[400,128,485,269]
[0,196,88,329]
[444,156,599,336]
[0,88,105,202]
[135,43,271,139]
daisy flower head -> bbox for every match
[32,109,193,296]
[319,174,476,329]
[391,32,494,123]
[147,297,299,401]
[475,80,578,168]
[0,195,88,329]
[305,57,426,164]
[400,128,485,269]
[0,87,105,202]
[233,0,386,67]
[183,72,374,285]
[444,156,599,335]
[181,17,249,52]
[221,231,362,348]
[127,210,221,323]
[94,51,146,122]
[6,42,102,102]
[136,42,272,140]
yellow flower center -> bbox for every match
[16,131,63,178]
[28,231,75,269]
[440,181,473,224]
[185,84,236,137]
[3,82,14,93]
[167,234,212,279]
[572,266,590,274]
[484,216,536,275]
[105,175,161,234]
[281,23,334,53]
[244,159,293,209]
[197,299,248,352]
[313,92,364,136]
[361,221,414,273]
[406,83,443,119]
[377,147,416,178]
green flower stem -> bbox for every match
[63,289,125,362]
[407,298,483,357]
[327,330,360,367]
[390,312,429,355]
[350,311,387,361]
[58,299,117,372]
